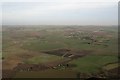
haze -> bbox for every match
[2,0,118,25]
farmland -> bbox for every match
[2,25,118,78]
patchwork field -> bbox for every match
[2,25,119,78]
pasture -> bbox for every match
[2,25,118,78]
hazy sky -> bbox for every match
[2,0,118,25]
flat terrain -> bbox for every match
[2,25,119,78]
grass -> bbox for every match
[24,53,63,64]
[3,26,118,74]
[23,40,66,51]
[103,63,119,70]
[22,35,117,52]
[0,52,2,59]
[69,55,118,73]
[21,27,117,54]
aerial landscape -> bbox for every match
[1,0,119,79]
[2,25,118,78]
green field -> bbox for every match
[24,53,63,64]
[2,25,118,78]
[69,55,118,73]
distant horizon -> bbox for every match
[2,24,118,26]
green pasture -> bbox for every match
[24,53,63,64]
[69,55,118,73]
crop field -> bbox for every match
[2,25,119,78]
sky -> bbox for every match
[1,0,119,25]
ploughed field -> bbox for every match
[2,25,119,78]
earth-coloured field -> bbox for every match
[2,25,119,78]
